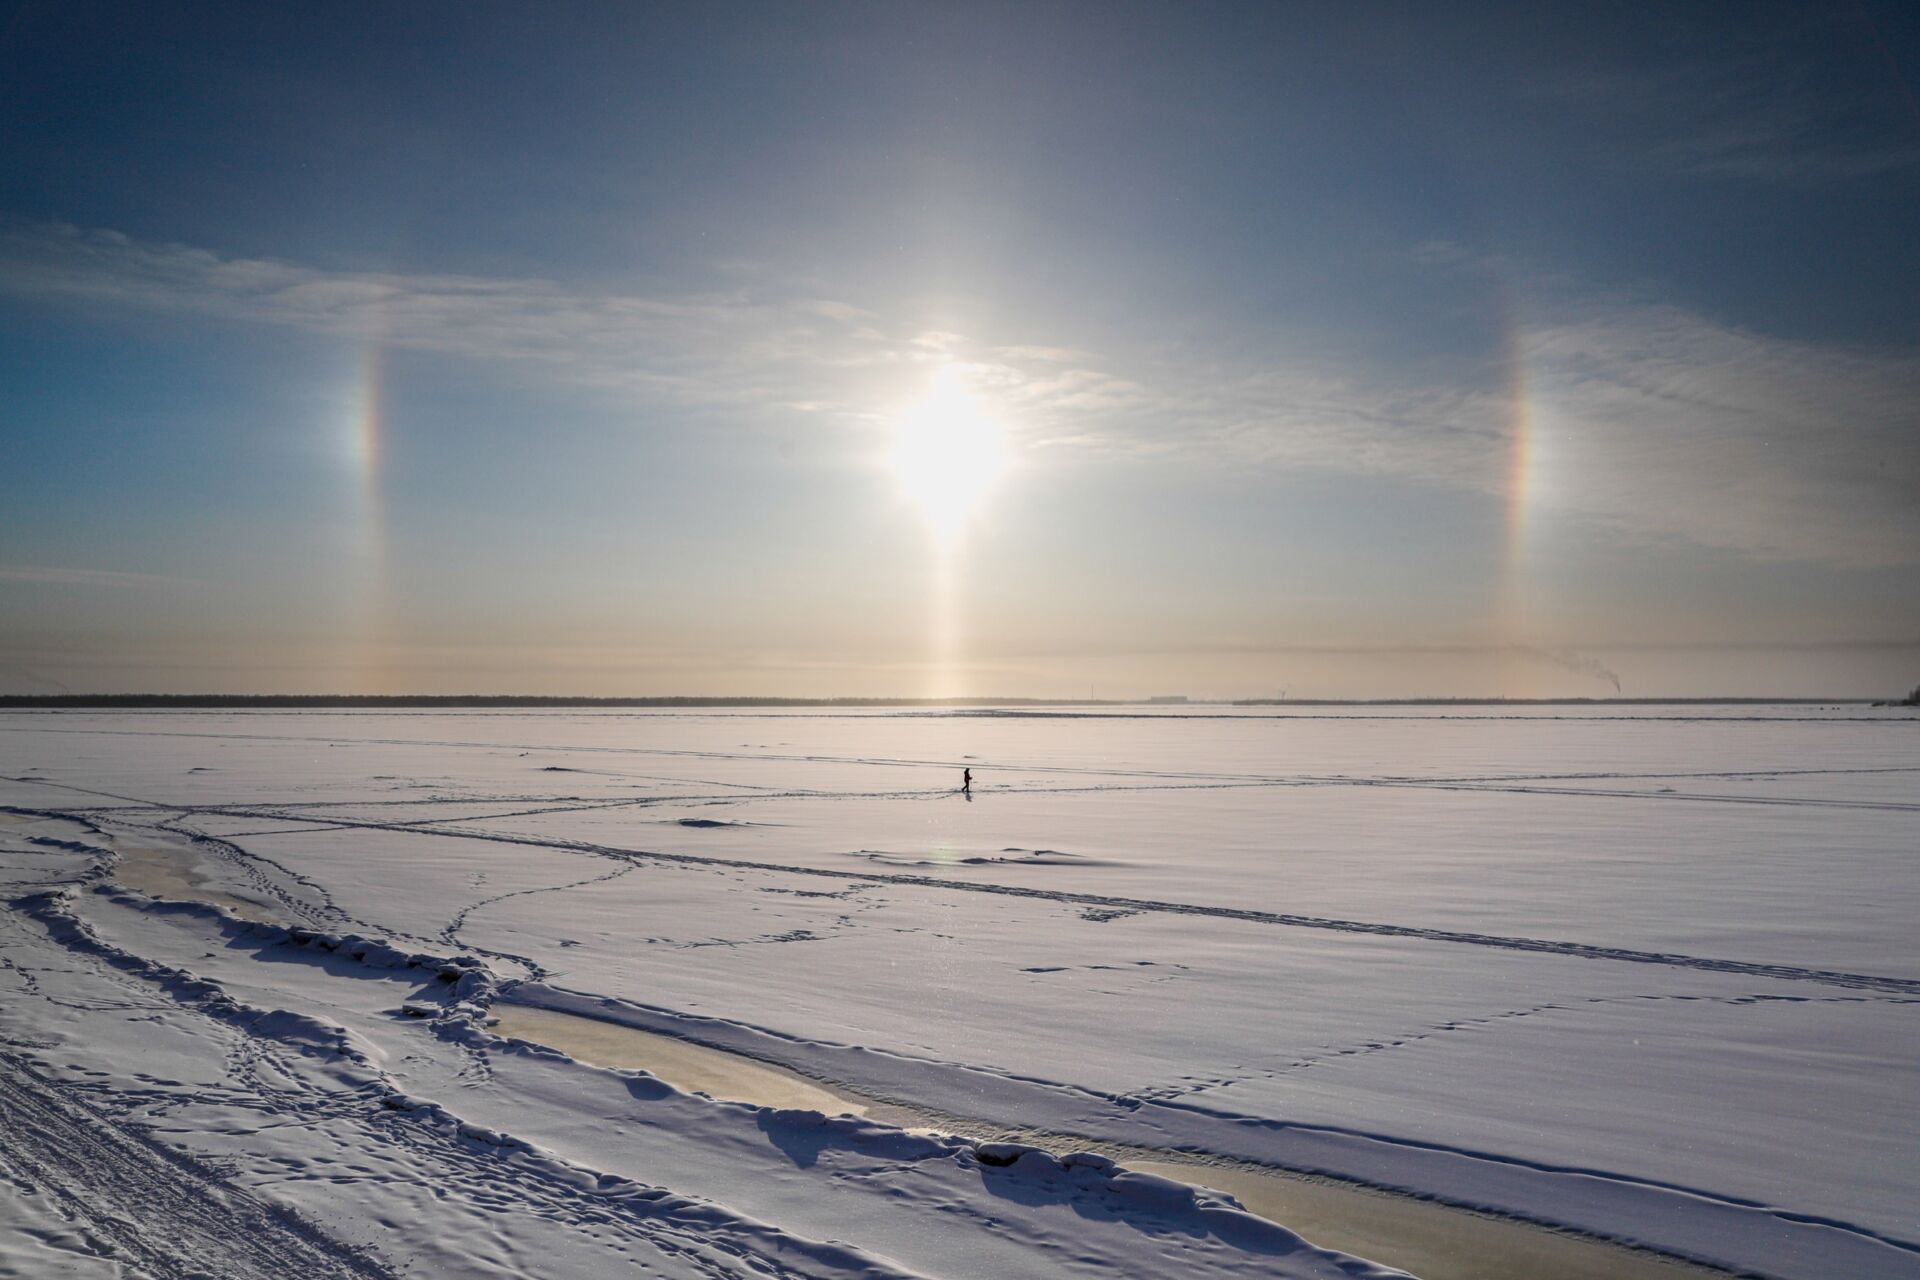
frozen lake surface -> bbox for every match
[2,706,1916,1278]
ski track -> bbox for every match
[14,725,1920,818]
[10,719,1920,815]
[0,1047,395,1280]
[7,719,1917,1277]
[8,766,1918,1277]
[9,722,1919,790]
[13,874,1887,1273]
[3,707,1914,723]
[1,868,1430,1280]
[14,789,1916,998]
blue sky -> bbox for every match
[2,2,1917,697]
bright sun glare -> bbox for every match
[888,366,1009,543]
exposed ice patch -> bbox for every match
[852,846,1109,867]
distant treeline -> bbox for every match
[1228,697,1869,706]
[0,694,1877,708]
[0,694,1058,709]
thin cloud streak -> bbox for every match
[1532,33,1920,182]
[0,565,192,589]
[943,638,1920,661]
[5,221,1916,568]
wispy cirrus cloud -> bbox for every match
[1531,29,1920,182]
[0,565,192,588]
[0,220,889,404]
[4,220,1916,568]
[972,300,1919,567]
[1503,305,1920,565]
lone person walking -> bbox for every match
[961,767,972,795]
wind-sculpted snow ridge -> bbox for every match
[508,983,1920,1279]
[6,881,1412,1279]
[7,893,908,1277]
[378,1088,1401,1277]
[363,1094,943,1280]
[53,880,509,1023]
[7,898,933,1278]
[85,892,1407,1274]
[8,709,1916,1279]
[20,887,404,1070]
[26,833,114,860]
[958,1142,1408,1267]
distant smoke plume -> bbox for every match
[1517,647,1623,694]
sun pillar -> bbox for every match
[886,364,1009,703]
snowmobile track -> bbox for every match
[0,1047,394,1279]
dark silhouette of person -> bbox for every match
[962,767,972,794]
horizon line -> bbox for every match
[0,694,1907,709]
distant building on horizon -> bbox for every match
[1148,695,1189,704]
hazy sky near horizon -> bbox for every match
[2,1,1917,698]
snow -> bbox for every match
[2,705,1917,1278]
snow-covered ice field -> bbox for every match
[2,706,1916,1278]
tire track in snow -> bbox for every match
[0,1048,394,1279]
[107,799,1920,997]
[19,786,1920,992]
[1416,766,1920,783]
[20,754,1920,814]
[7,892,923,1280]
[14,725,1920,813]
[1354,779,1920,813]
[3,706,1911,722]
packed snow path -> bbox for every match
[0,1048,390,1279]
[0,811,1404,1278]
[36,790,1917,994]
[3,706,1918,1278]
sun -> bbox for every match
[888,366,1008,543]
